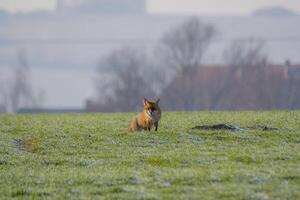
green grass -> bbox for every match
[0,111,300,199]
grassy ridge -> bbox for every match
[0,111,300,199]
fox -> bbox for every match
[128,98,161,132]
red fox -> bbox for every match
[128,98,161,132]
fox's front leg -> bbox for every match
[154,122,158,131]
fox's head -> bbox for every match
[143,98,160,117]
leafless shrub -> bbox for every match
[158,17,217,110]
[0,50,43,113]
[87,47,156,112]
[210,39,275,110]
[158,17,217,73]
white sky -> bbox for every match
[0,0,300,14]
[0,0,56,13]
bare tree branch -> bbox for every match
[158,17,217,110]
[88,47,157,112]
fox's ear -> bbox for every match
[143,98,148,106]
[156,98,160,104]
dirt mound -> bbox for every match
[191,124,281,131]
[191,124,242,131]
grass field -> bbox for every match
[0,111,300,199]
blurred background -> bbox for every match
[0,0,300,113]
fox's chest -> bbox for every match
[146,111,161,124]
[152,111,161,122]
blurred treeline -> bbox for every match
[86,18,300,112]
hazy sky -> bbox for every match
[0,0,300,14]
[148,0,300,15]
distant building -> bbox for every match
[159,64,293,110]
[56,0,146,14]
[286,61,300,83]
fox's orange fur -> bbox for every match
[128,98,161,132]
